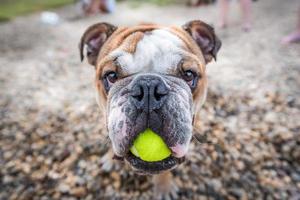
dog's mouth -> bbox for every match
[110,125,190,174]
[123,128,186,174]
[111,128,187,174]
[124,152,185,174]
[108,102,192,174]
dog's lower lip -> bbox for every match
[124,152,185,174]
[113,154,124,161]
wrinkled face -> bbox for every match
[79,21,221,174]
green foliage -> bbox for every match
[0,0,73,21]
[0,0,180,22]
[144,0,175,5]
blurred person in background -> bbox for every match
[80,0,116,15]
[281,8,300,44]
[218,0,252,31]
[187,0,216,6]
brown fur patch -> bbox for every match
[169,26,206,68]
[168,26,208,115]
[98,24,162,62]
[120,31,145,54]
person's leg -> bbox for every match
[84,0,101,15]
[281,8,300,44]
[100,0,116,13]
[219,0,229,28]
[240,0,252,31]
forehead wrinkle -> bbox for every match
[109,29,185,74]
[98,25,161,60]
[120,31,145,54]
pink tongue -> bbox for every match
[170,144,188,158]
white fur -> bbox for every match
[110,29,185,74]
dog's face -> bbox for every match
[79,21,221,174]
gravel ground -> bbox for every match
[0,0,300,199]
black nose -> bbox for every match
[131,75,169,111]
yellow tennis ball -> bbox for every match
[130,128,171,162]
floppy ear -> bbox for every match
[79,22,117,66]
[182,20,221,63]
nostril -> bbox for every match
[154,86,162,101]
[154,84,168,101]
[132,85,144,102]
[131,76,169,111]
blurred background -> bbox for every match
[0,0,299,199]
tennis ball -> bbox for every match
[130,128,171,162]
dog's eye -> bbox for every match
[106,71,118,83]
[183,70,194,81]
[182,70,198,88]
[103,71,118,91]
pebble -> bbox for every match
[70,187,87,197]
[58,183,71,194]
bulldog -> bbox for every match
[79,20,221,198]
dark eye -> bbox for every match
[182,70,198,88]
[103,71,118,91]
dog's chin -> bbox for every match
[124,152,185,175]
